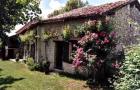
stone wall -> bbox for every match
[110,4,140,46]
[130,4,140,44]
[38,21,84,72]
[110,5,131,45]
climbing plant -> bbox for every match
[62,25,73,41]
[20,30,35,43]
[42,31,59,41]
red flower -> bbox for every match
[99,32,106,37]
[96,40,100,44]
[104,37,110,44]
[112,63,120,69]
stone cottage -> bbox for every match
[16,0,140,73]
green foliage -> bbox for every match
[26,57,50,72]
[26,57,43,71]
[0,0,41,32]
[48,0,88,17]
[97,20,104,31]
[74,24,87,37]
[62,26,72,40]
[64,0,88,12]
[114,45,140,90]
[74,20,113,37]
[20,30,35,43]
[26,57,41,71]
[16,0,41,4]
[0,0,41,46]
[42,31,59,41]
[48,9,63,18]
[42,32,52,41]
[26,57,36,71]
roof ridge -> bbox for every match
[16,0,138,34]
[47,0,129,19]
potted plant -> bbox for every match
[42,60,50,74]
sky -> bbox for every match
[7,0,140,36]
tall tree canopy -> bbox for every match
[0,0,41,46]
[0,0,41,32]
[64,0,88,11]
[48,0,88,17]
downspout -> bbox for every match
[35,26,39,63]
[36,25,41,63]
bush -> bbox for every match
[26,57,41,71]
[26,57,50,73]
[114,45,140,90]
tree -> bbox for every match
[0,0,41,32]
[64,0,88,12]
[0,0,41,60]
[48,0,88,17]
[0,0,41,45]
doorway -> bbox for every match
[55,41,69,70]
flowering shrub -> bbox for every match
[72,19,119,86]
[72,48,86,67]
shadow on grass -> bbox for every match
[0,68,2,72]
[0,76,24,90]
[0,86,11,90]
[86,85,114,90]
[56,72,115,90]
[58,72,87,81]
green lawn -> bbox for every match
[0,61,89,90]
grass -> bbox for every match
[0,61,90,90]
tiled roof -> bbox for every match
[16,20,39,34]
[16,0,137,34]
[47,0,130,21]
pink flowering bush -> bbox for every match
[72,48,86,67]
[72,19,120,86]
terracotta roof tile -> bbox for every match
[16,0,137,34]
[16,20,39,34]
[47,0,130,21]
